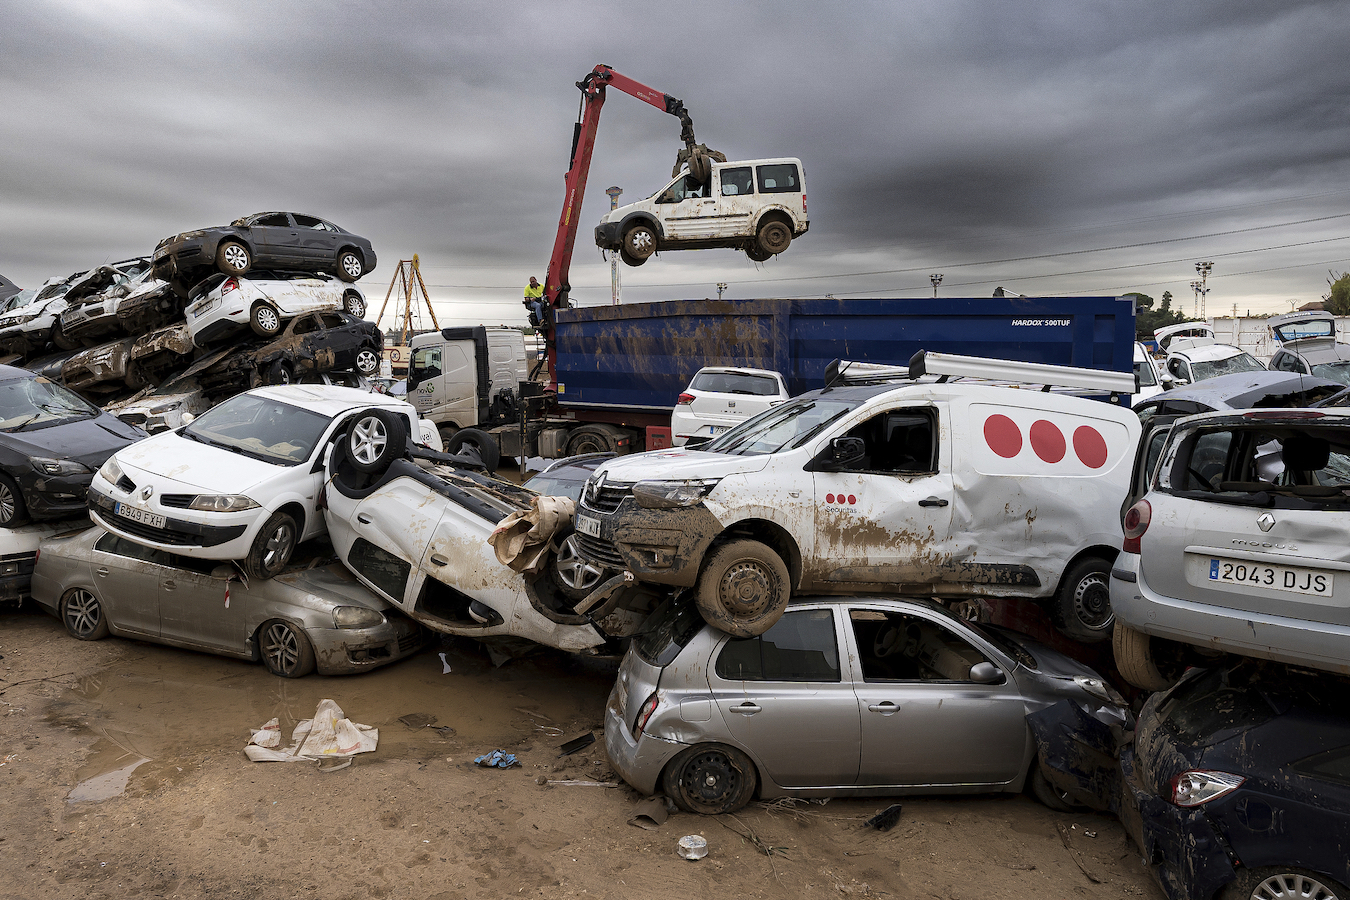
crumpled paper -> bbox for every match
[245,699,378,762]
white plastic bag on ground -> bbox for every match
[245,700,378,762]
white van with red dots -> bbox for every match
[570,352,1140,643]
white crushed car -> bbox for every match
[185,270,367,347]
[1155,322,1264,387]
[87,385,426,579]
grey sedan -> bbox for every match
[31,527,424,677]
[606,596,1129,814]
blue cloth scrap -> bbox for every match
[474,749,519,769]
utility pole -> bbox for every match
[606,186,623,304]
[1194,261,1213,318]
[375,255,439,373]
[930,273,943,298]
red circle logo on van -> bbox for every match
[1030,420,1066,463]
[1073,426,1108,468]
[983,415,1022,458]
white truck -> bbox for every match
[406,326,531,455]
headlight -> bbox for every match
[31,457,92,477]
[98,457,124,484]
[149,401,182,414]
[333,606,384,629]
[1072,675,1127,707]
[187,494,259,512]
[632,479,720,509]
[1171,770,1245,807]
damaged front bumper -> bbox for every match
[306,616,427,676]
[573,500,722,589]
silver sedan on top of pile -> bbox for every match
[32,527,424,677]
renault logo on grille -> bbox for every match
[140,486,154,501]
[1257,512,1275,532]
[584,472,606,505]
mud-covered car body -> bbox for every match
[153,212,377,288]
[606,596,1128,813]
[87,385,421,570]
[595,158,808,264]
[0,272,84,358]
[107,376,212,435]
[1155,323,1265,387]
[1266,310,1350,387]
[1111,408,1350,680]
[322,434,610,653]
[56,260,176,348]
[193,311,382,395]
[60,336,140,395]
[575,365,1139,642]
[32,527,423,676]
[0,365,144,525]
[185,270,367,347]
[1120,662,1350,900]
[1133,370,1348,424]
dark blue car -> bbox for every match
[1121,662,1350,900]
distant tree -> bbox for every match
[1126,290,1194,340]
[1325,271,1350,316]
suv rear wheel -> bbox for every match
[694,539,790,637]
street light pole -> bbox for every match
[930,273,943,298]
[716,282,727,301]
[606,186,623,304]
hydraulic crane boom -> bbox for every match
[540,65,701,383]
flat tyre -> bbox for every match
[694,539,790,637]
[662,744,757,815]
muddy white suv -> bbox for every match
[594,157,808,265]
[1111,408,1350,689]
[573,353,1140,641]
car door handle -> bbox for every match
[730,702,761,715]
[868,702,900,715]
[163,580,177,591]
[919,497,949,508]
[430,554,448,566]
[357,513,372,524]
[96,567,109,578]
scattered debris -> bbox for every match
[628,797,670,830]
[438,652,452,674]
[544,780,619,787]
[398,713,438,729]
[558,733,595,756]
[245,700,378,762]
[677,834,708,860]
[864,804,904,832]
[474,749,519,769]
[1055,822,1103,884]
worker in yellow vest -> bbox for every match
[523,276,544,326]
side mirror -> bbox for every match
[807,436,865,471]
[968,662,1004,684]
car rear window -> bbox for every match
[1156,668,1277,746]
[634,600,706,668]
[1159,420,1350,508]
[756,164,800,193]
[689,371,780,396]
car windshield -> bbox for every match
[702,397,861,456]
[1190,353,1265,382]
[183,393,330,465]
[523,473,586,502]
[1311,361,1350,386]
[0,375,100,432]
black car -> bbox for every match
[0,364,145,525]
[193,311,382,397]
[1121,661,1350,900]
[152,212,377,293]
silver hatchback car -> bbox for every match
[605,596,1128,815]
[1112,408,1350,690]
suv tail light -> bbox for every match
[633,692,659,736]
[676,393,695,406]
[222,278,239,294]
[802,194,808,213]
[1171,770,1244,807]
[1122,499,1152,554]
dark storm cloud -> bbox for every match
[2,0,1349,316]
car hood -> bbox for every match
[273,563,390,611]
[114,430,299,492]
[2,415,142,466]
[594,449,774,482]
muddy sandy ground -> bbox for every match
[0,605,1164,900]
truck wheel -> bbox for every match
[446,427,500,474]
[216,240,252,276]
[755,219,793,256]
[565,425,614,456]
[623,224,656,261]
[695,539,791,638]
[347,408,407,474]
[1113,621,1177,692]
[1049,557,1114,642]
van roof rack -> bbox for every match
[907,350,1135,393]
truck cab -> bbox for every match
[406,326,528,441]
[594,157,808,264]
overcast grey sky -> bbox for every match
[3,0,1349,330]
